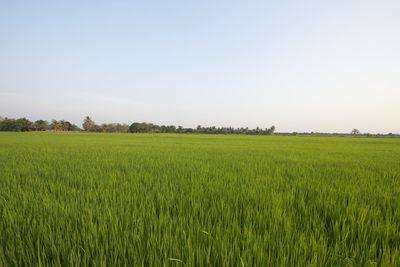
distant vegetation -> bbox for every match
[0,116,276,135]
[0,117,80,132]
[1,115,398,136]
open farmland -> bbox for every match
[0,132,399,266]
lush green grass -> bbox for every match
[0,133,399,266]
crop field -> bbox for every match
[0,132,399,266]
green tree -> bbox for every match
[82,116,95,132]
[34,120,49,131]
[50,120,62,131]
[17,118,33,131]
[269,125,276,135]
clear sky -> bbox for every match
[1,0,399,133]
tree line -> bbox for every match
[1,116,398,136]
[0,116,276,135]
[83,116,277,135]
[0,117,80,132]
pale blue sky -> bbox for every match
[1,0,399,133]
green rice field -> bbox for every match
[0,132,399,266]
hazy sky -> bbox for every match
[1,0,399,133]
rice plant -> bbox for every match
[0,132,399,266]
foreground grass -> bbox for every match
[0,132,399,266]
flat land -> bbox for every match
[0,133,399,266]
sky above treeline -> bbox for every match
[0,0,399,133]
